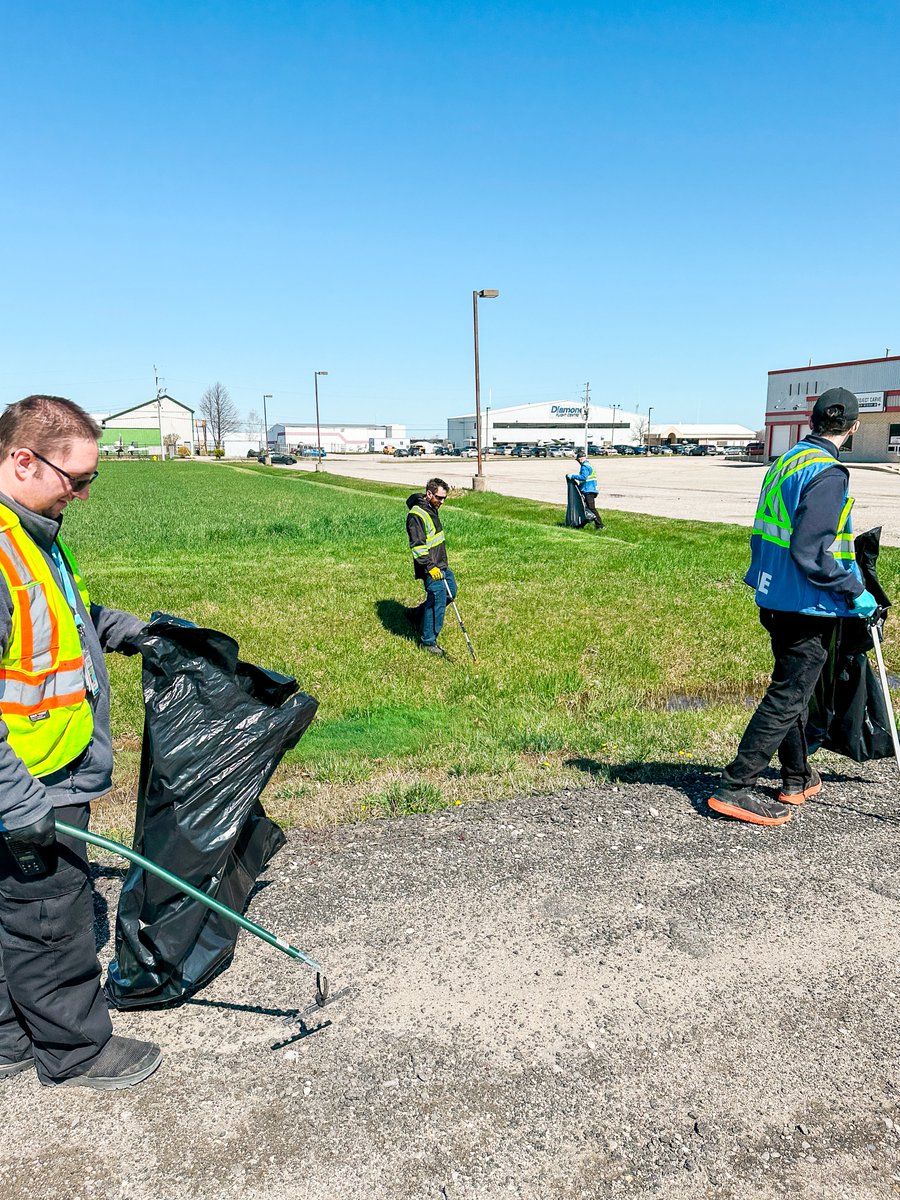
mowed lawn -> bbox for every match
[65,461,900,831]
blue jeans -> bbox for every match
[421,567,457,645]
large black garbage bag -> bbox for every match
[806,528,894,761]
[566,476,588,528]
[106,614,318,1009]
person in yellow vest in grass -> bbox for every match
[0,395,162,1089]
[405,477,456,656]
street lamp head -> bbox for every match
[316,371,328,376]
[478,290,499,299]
[263,393,272,400]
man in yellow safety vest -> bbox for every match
[0,395,161,1089]
[405,477,456,656]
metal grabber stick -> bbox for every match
[869,615,900,778]
[443,574,477,662]
[55,819,330,1007]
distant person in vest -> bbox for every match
[568,450,604,529]
[0,396,162,1089]
[405,478,456,656]
[708,388,877,827]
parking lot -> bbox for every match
[286,454,900,546]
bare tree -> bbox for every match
[635,416,650,448]
[199,382,240,450]
[245,409,262,443]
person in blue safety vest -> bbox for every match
[708,388,878,826]
[405,477,457,656]
[567,450,604,529]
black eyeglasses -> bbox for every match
[26,449,99,491]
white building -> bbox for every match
[99,394,195,457]
[651,423,757,448]
[269,421,408,454]
[447,400,644,449]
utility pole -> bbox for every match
[582,381,591,453]
[153,364,164,457]
[262,394,272,462]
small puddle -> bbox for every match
[664,693,757,712]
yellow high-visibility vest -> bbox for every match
[0,503,94,777]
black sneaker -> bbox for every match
[55,1035,162,1090]
[0,1050,33,1079]
[778,769,822,806]
[707,787,793,827]
[419,642,445,656]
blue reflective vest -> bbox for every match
[571,459,598,494]
[744,440,862,616]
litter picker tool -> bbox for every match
[869,615,900,777]
[443,574,476,661]
[55,819,330,1008]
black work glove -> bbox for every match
[1,810,57,878]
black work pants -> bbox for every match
[583,493,604,528]
[721,609,837,791]
[0,802,112,1083]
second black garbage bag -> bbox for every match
[565,475,589,528]
[806,527,894,762]
[106,614,318,1009]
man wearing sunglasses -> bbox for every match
[405,477,457,655]
[0,395,161,1090]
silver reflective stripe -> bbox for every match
[21,582,53,671]
[752,518,791,543]
[0,665,86,710]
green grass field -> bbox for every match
[65,460,900,833]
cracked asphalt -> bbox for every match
[2,755,900,1199]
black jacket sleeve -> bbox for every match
[790,469,865,600]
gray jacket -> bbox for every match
[0,492,145,832]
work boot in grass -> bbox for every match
[55,1035,161,1090]
[778,768,822,806]
[707,787,792,827]
[419,642,445,656]
[0,1050,33,1079]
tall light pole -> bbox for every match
[646,405,654,453]
[472,289,499,487]
[262,394,272,462]
[610,403,618,447]
[314,371,328,472]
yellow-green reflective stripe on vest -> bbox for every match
[752,450,838,547]
[409,505,445,560]
[828,497,856,560]
[0,503,93,778]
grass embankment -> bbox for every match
[66,460,900,837]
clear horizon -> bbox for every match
[2,2,897,434]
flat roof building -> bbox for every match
[766,354,900,462]
[448,400,644,449]
[270,421,407,453]
[651,423,757,447]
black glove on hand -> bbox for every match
[2,810,57,877]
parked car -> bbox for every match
[669,444,688,455]
[258,453,297,465]
[394,448,410,457]
[702,444,721,455]
[528,446,548,458]
[511,444,528,457]
[300,448,326,458]
[723,445,744,459]
[687,444,708,456]
[612,444,636,455]
[247,448,262,458]
[460,447,478,458]
[744,441,765,461]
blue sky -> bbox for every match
[1,1,897,433]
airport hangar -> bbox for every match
[270,421,408,453]
[447,400,644,449]
[766,354,900,462]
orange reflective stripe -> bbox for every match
[0,688,87,717]
[0,542,35,671]
[0,656,84,684]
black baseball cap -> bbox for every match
[811,387,859,426]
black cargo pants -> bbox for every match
[721,608,837,791]
[0,802,112,1083]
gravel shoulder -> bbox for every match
[3,758,900,1198]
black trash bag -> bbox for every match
[106,614,318,1009]
[806,527,894,762]
[566,475,588,528]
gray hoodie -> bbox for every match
[0,492,145,831]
